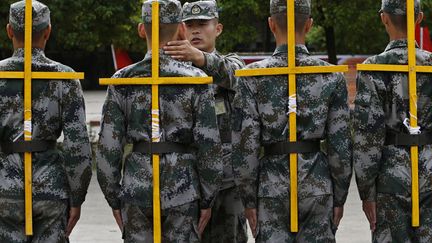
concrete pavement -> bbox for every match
[69,175,371,243]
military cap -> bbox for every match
[182,1,219,22]
[270,0,311,15]
[9,0,51,32]
[381,0,421,15]
[142,0,182,24]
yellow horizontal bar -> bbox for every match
[32,72,84,79]
[0,72,84,80]
[415,66,432,73]
[99,77,213,86]
[0,72,24,78]
[357,64,409,72]
[235,65,349,77]
[296,66,349,74]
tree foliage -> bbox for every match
[1,0,432,56]
[0,0,143,52]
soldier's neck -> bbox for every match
[13,39,46,50]
[146,40,170,51]
[389,33,407,41]
[276,33,305,47]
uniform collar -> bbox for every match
[273,44,310,56]
[12,48,45,58]
[385,39,419,52]
[144,48,171,62]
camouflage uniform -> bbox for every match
[0,1,93,242]
[233,1,352,242]
[96,1,223,242]
[353,1,432,242]
[182,1,248,243]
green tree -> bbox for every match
[0,0,143,52]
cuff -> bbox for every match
[107,197,122,210]
[70,194,86,208]
[359,185,377,202]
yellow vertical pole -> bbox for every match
[151,2,162,242]
[287,0,298,233]
[24,0,33,236]
[406,0,420,227]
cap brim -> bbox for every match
[182,16,216,22]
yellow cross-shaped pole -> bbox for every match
[235,0,348,232]
[356,0,431,227]
[0,0,84,236]
[99,2,212,242]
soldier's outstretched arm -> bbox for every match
[96,85,127,211]
[353,69,386,202]
[193,84,223,209]
[232,76,261,210]
[326,74,353,208]
[164,41,245,90]
[62,79,93,208]
[199,52,245,90]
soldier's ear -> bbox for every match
[43,25,51,41]
[178,23,187,40]
[304,18,313,34]
[416,12,424,25]
[138,23,146,39]
[215,22,223,37]
[6,24,14,40]
[268,17,277,35]
[380,12,389,28]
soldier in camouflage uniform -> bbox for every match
[96,0,223,242]
[164,1,248,242]
[353,1,432,242]
[0,1,93,242]
[232,0,352,242]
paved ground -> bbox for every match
[69,176,371,243]
[70,91,371,242]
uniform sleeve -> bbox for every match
[193,84,223,209]
[326,74,353,207]
[353,71,386,202]
[232,77,260,209]
[201,52,245,90]
[61,80,93,207]
[96,85,126,210]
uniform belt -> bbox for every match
[264,140,321,156]
[219,131,232,144]
[385,131,432,146]
[0,140,57,154]
[132,142,193,154]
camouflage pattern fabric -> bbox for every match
[353,39,432,202]
[381,0,421,15]
[121,201,200,243]
[233,44,352,209]
[256,195,337,243]
[270,0,311,15]
[96,49,223,211]
[201,50,245,183]
[199,49,247,242]
[202,186,248,243]
[9,0,51,32]
[0,48,93,206]
[142,0,182,24]
[353,39,432,241]
[0,199,68,243]
[374,193,432,243]
[182,0,219,22]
